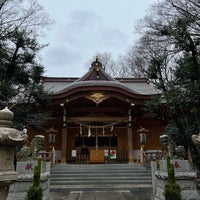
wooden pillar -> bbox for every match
[127,125,134,163]
[61,127,67,163]
[127,108,134,163]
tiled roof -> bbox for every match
[42,58,158,96]
[43,77,157,96]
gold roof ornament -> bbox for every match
[86,92,109,104]
[91,56,104,71]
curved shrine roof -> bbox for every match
[42,58,158,100]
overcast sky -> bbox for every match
[39,0,155,77]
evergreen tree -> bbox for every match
[0,0,52,130]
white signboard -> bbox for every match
[104,150,109,157]
[72,150,76,157]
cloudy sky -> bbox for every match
[39,0,155,77]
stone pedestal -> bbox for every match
[159,159,190,172]
[0,171,18,200]
[6,161,51,200]
[153,160,200,200]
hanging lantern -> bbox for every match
[80,124,82,135]
[103,127,105,136]
[110,125,113,132]
[49,133,55,144]
[139,132,146,144]
[47,127,58,145]
[63,109,66,127]
[128,109,132,128]
[137,126,149,145]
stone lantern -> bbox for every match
[0,107,25,200]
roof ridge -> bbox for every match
[75,58,118,82]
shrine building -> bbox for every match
[30,58,164,163]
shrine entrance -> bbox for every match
[65,122,129,164]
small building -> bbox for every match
[30,58,164,163]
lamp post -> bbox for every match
[137,126,149,165]
[47,127,58,164]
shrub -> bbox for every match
[164,182,181,200]
[25,185,42,200]
[25,158,43,200]
[163,156,181,200]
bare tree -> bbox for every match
[124,0,200,89]
[0,0,53,38]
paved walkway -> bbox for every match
[50,190,153,200]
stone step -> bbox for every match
[52,163,145,168]
[51,168,149,172]
[51,176,151,180]
[50,163,152,192]
[51,170,150,175]
[50,184,153,192]
[51,171,150,175]
[51,164,150,173]
[51,178,151,184]
[51,171,149,176]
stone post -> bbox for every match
[0,107,25,200]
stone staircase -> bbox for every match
[50,163,152,194]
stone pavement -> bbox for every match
[50,190,153,200]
